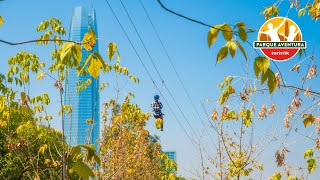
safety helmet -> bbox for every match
[154,94,160,100]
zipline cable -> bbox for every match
[138,0,210,133]
[118,0,202,143]
[104,0,198,148]
[119,0,218,162]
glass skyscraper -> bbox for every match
[64,6,100,149]
[165,151,177,162]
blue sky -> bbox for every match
[1,0,320,178]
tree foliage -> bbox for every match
[98,97,177,179]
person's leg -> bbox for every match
[160,115,163,131]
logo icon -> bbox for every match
[254,17,306,61]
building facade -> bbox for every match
[64,6,100,149]
[165,151,177,162]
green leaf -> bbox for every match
[216,45,229,63]
[71,44,82,65]
[82,26,96,51]
[207,26,220,47]
[93,51,104,62]
[60,42,74,62]
[303,114,314,128]
[219,85,235,104]
[298,49,306,59]
[87,56,102,79]
[71,145,81,157]
[227,41,237,58]
[238,27,247,42]
[108,43,117,60]
[254,61,261,78]
[60,42,81,67]
[70,159,94,179]
[243,110,252,128]
[221,24,233,41]
[222,110,238,120]
[235,22,246,28]
[235,40,247,60]
[255,56,270,74]
[80,144,101,165]
[307,158,316,173]
[260,70,268,84]
[267,69,276,94]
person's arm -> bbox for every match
[274,18,286,30]
[159,102,163,109]
[151,102,156,111]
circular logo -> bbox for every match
[254,17,306,61]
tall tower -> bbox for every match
[165,151,177,162]
[64,6,100,149]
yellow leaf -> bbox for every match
[298,8,306,17]
[37,72,45,80]
[227,41,237,58]
[108,43,117,60]
[52,161,58,167]
[38,144,48,154]
[208,26,220,47]
[87,56,102,79]
[82,26,96,51]
[221,24,233,41]
[238,27,247,42]
[216,45,229,63]
[303,114,314,128]
[254,57,270,78]
[116,50,121,63]
[235,40,247,60]
[307,158,316,173]
[219,85,235,104]
[0,16,4,27]
[304,148,314,159]
[86,79,92,85]
[268,172,281,180]
[168,173,176,180]
[77,53,93,75]
[86,119,94,124]
[0,120,7,127]
[44,159,51,164]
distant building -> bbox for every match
[165,151,177,162]
[64,6,100,149]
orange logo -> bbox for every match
[254,17,306,61]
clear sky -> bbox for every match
[1,0,319,179]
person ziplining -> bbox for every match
[151,95,164,131]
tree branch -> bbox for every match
[156,0,257,32]
[0,39,81,45]
[281,85,320,97]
